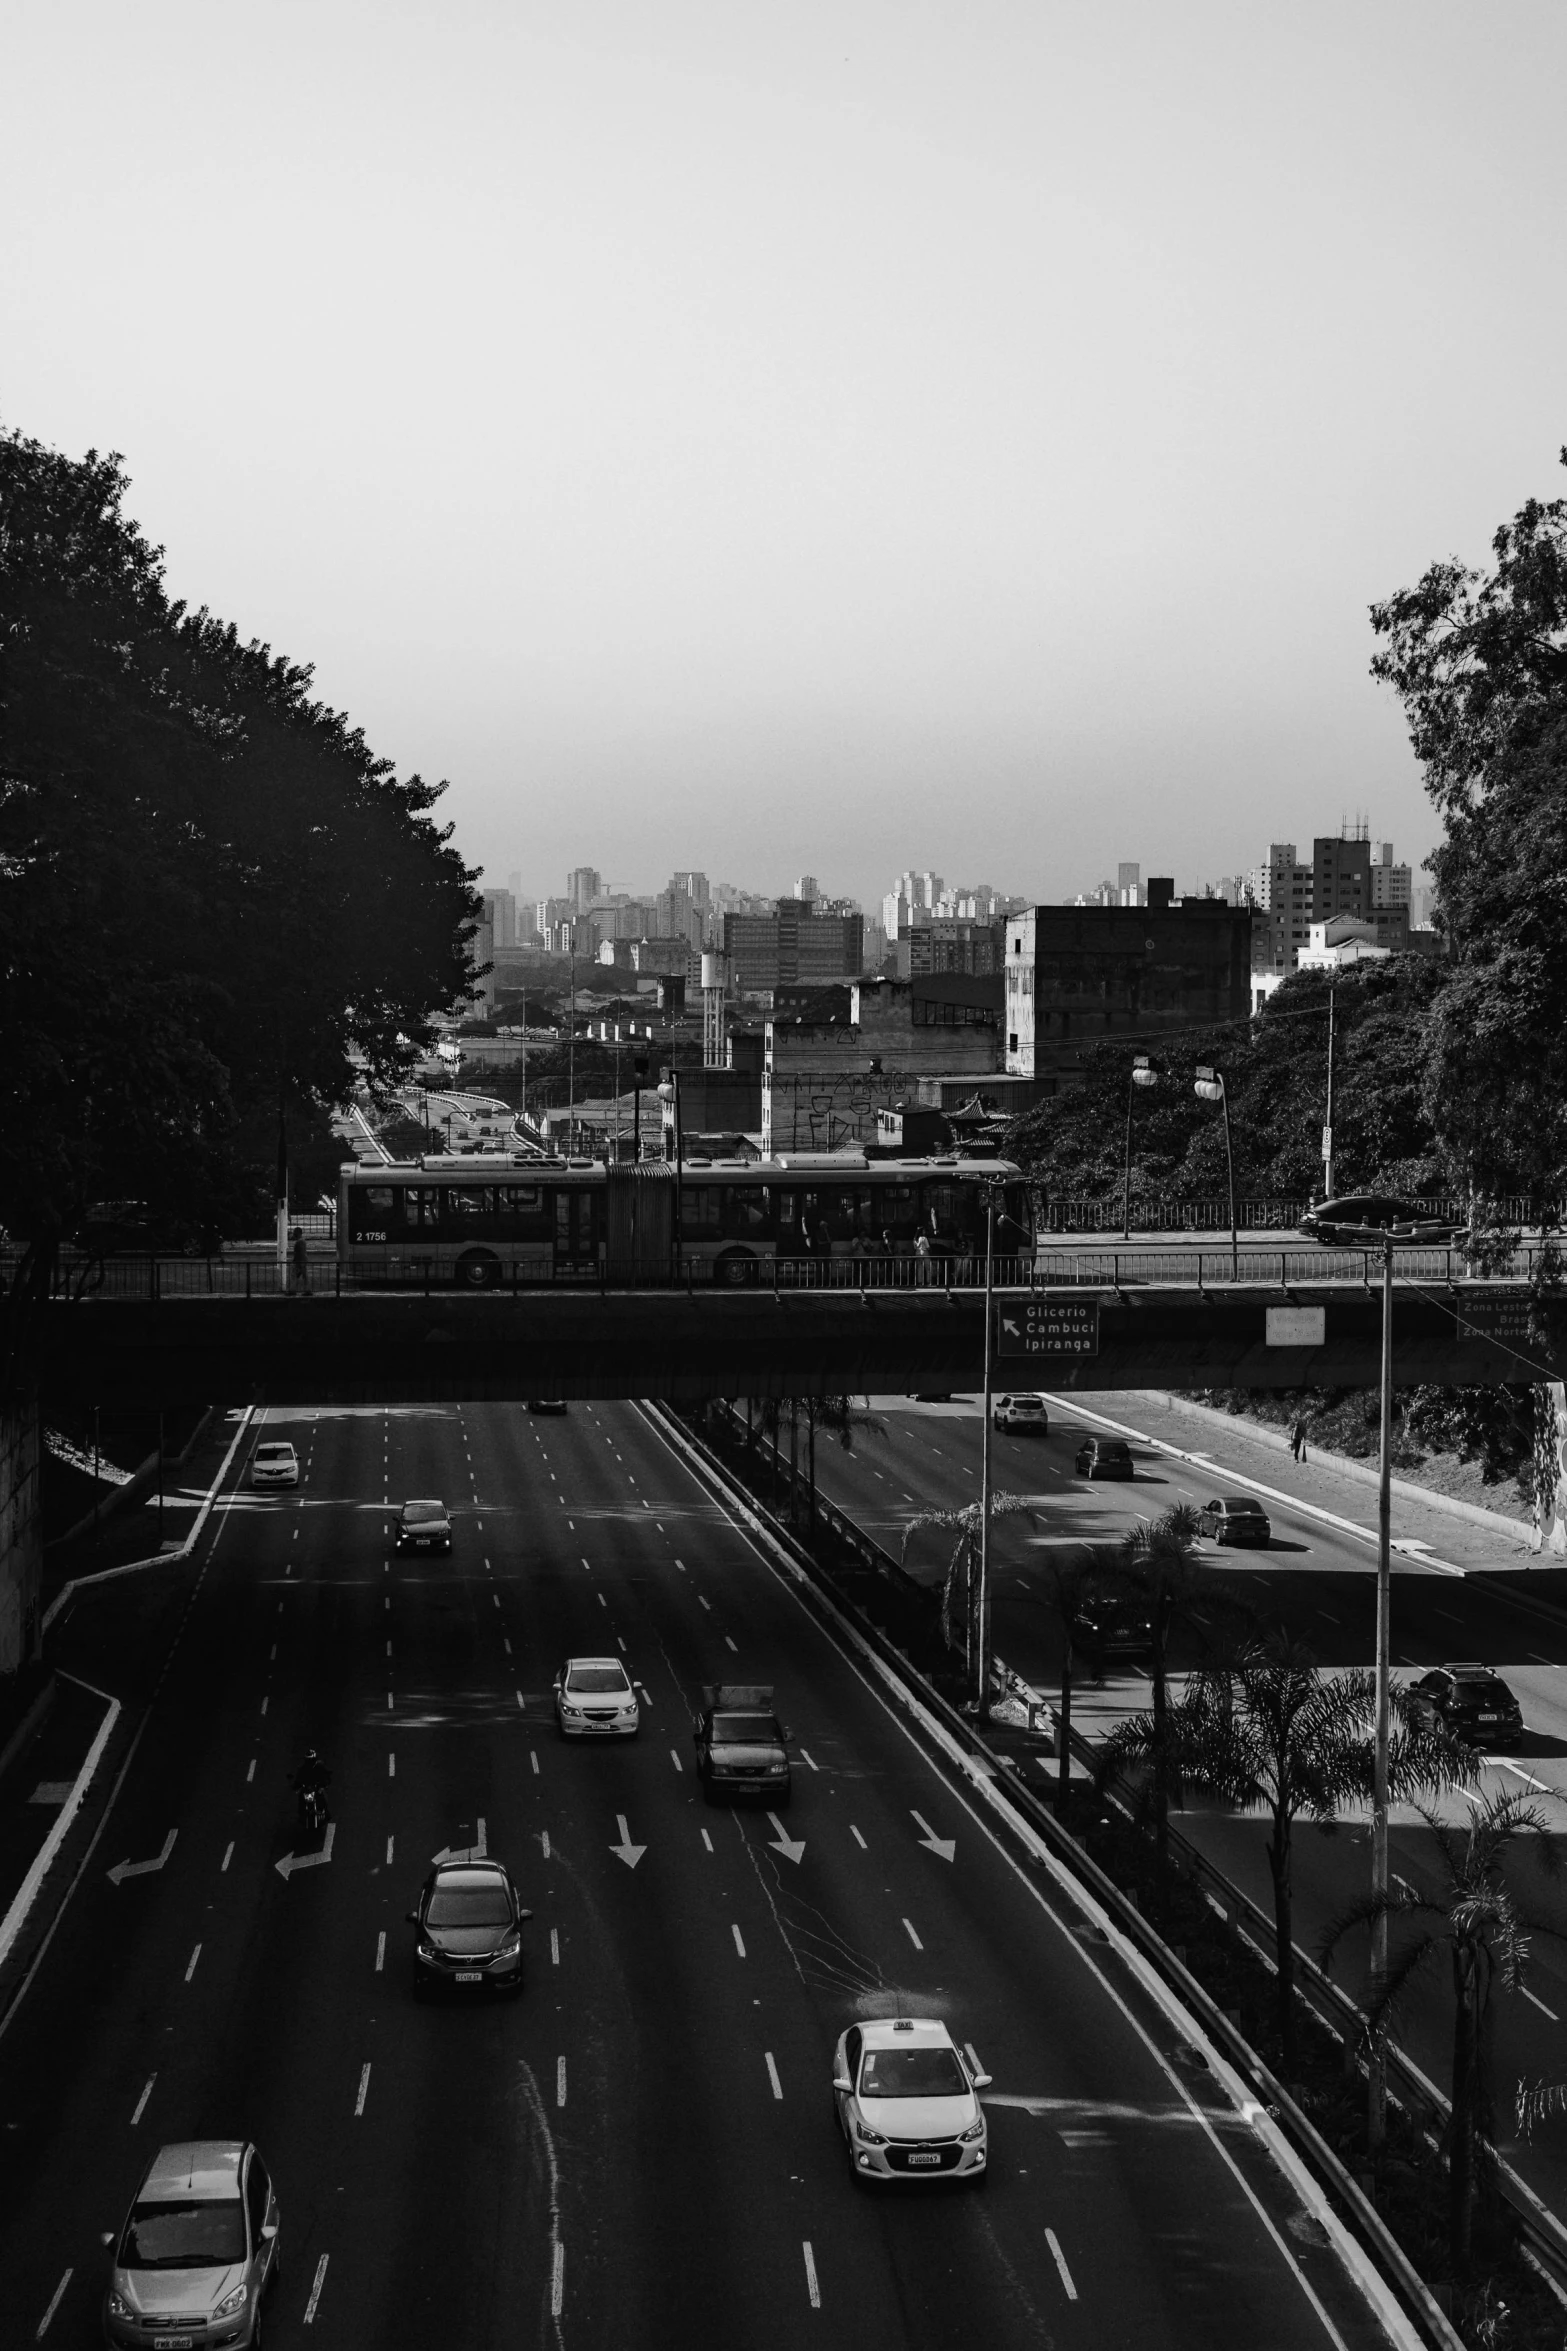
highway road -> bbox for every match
[0,1401,1397,2349]
[802,1394,1567,2217]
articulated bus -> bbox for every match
[337,1152,1033,1288]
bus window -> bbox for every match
[681,1187,722,1234]
[807,1189,856,1242]
[500,1185,551,1237]
[443,1188,494,1224]
[724,1187,771,1236]
[1003,1184,1034,1243]
[348,1186,400,1241]
[881,1186,919,1232]
[404,1184,439,1229]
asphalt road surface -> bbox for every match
[0,1401,1395,2349]
[806,1394,1567,2219]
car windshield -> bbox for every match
[566,1667,627,1694]
[711,1713,778,1743]
[426,1878,512,1926]
[403,1501,445,1522]
[256,1445,292,1461]
[860,2046,968,2099]
[121,2199,246,2270]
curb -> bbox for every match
[0,1672,120,1974]
[41,1408,253,1637]
[46,1406,218,1554]
[647,1402,1457,2351]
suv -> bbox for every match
[1075,1436,1134,1480]
[692,1683,792,1804]
[1407,1664,1523,1750]
[993,1394,1049,1433]
[250,1441,299,1489]
[396,1498,452,1553]
[1197,1495,1271,1547]
[832,2017,991,2185]
[1300,1194,1465,1244]
[103,2140,279,2347]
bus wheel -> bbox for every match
[714,1251,758,1288]
[456,1250,502,1290]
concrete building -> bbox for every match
[1003,902,1252,1090]
[1313,829,1372,926]
[567,866,601,913]
[723,898,864,993]
[1372,842,1412,910]
[1297,916,1391,972]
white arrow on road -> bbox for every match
[107,1830,177,1886]
[275,1823,336,1880]
[609,1814,646,1869]
[910,1810,956,1862]
[765,1812,806,1864]
[431,1819,487,1865]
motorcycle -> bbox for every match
[293,1771,332,1835]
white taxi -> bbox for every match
[249,1441,299,1489]
[832,2016,990,2185]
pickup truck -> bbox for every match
[692,1684,792,1807]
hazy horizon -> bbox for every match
[7,2,1566,910]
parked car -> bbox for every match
[555,1656,642,1737]
[1197,1495,1272,1547]
[1074,1436,1135,1480]
[692,1682,791,1804]
[831,2017,991,2185]
[249,1441,299,1489]
[408,1859,531,1998]
[396,1498,452,1553]
[1406,1664,1523,1750]
[103,2140,279,2348]
[1300,1194,1465,1244]
[993,1394,1049,1433]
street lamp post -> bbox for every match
[1344,1222,1396,2143]
[1323,982,1337,1202]
[976,1186,996,1714]
[1194,1065,1238,1278]
[1123,1055,1157,1238]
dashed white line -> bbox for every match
[550,1928,560,1966]
[732,1924,747,1958]
[131,2074,156,2125]
[701,1829,714,1853]
[375,1932,385,1974]
[531,1751,541,1775]
[184,1944,202,1983]
[389,1753,396,1778]
[850,1824,867,1849]
[1045,2228,1078,2299]
[551,2243,565,2317]
[800,1749,820,1772]
[902,1918,923,1951]
[724,1635,739,1653]
[765,2052,783,2099]
[802,2241,820,2308]
[385,1836,394,1865]
[303,2252,329,2324]
[516,1691,526,1711]
[542,1831,551,1860]
[1523,1986,1560,2021]
[557,2055,567,2107]
[221,1841,234,1873]
[260,1697,269,1716]
[697,1595,711,1610]
[36,2268,71,2338]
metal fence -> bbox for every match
[1034,1194,1557,1234]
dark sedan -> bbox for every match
[1075,1437,1135,1480]
[1407,1664,1524,1751]
[1299,1193,1465,1244]
[1197,1495,1271,1547]
[396,1497,452,1553]
[408,1860,531,1998]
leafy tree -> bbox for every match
[1108,1636,1463,2072]
[901,1491,1036,1699]
[1101,1504,1238,1864]
[0,428,478,1275]
[1324,1789,1562,2279]
[1030,1548,1113,1814]
[795,1395,885,1549]
[1370,449,1567,1200]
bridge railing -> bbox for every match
[3,1239,1548,1300]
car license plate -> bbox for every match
[454,1969,482,1982]
[154,2336,189,2347]
[907,2151,941,2167]
[1479,1713,1498,1722]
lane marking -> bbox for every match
[800,1749,820,1772]
[303,2252,329,2325]
[551,2242,565,2318]
[531,1751,541,1775]
[389,1754,396,1778]
[725,1635,739,1653]
[355,2062,371,2116]
[516,1692,526,1711]
[766,2051,783,2100]
[36,2268,71,2338]
[260,1697,269,1716]
[701,1829,714,1853]
[670,1749,684,1773]
[542,1831,552,1860]
[375,1932,385,1974]
[557,2055,567,2108]
[221,1841,233,1873]
[1045,2228,1078,2300]
[131,2074,155,2126]
[184,1943,201,1982]
[850,1825,867,1850]
[802,2242,820,2309]
[1523,1986,1560,2022]
[551,1928,560,1966]
[732,1924,747,1958]
[902,1918,924,1951]
[386,1836,395,1865]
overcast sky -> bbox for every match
[6,2,1565,910]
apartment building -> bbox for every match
[1003,901,1252,1089]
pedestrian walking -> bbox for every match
[290,1224,309,1298]
[1289,1413,1307,1464]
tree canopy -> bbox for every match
[1371,449,1567,1199]
[0,429,479,1250]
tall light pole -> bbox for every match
[1123,1055,1157,1238]
[976,1185,997,1714]
[1194,1064,1238,1278]
[1323,982,1337,1201]
[1345,1221,1395,2143]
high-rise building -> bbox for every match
[567,866,601,913]
[794,874,820,907]
[1371,841,1412,910]
[1005,903,1251,1087]
[1313,829,1372,925]
[481,888,516,950]
[1117,862,1140,906]
[724,898,864,992]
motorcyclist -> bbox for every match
[291,1749,332,1824]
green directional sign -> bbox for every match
[996,1296,1101,1358]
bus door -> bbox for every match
[553,1186,597,1273]
[606,1166,675,1278]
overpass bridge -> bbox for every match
[12,1270,1560,1409]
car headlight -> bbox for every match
[213,2282,249,2318]
[494,1934,521,1960]
[106,2289,132,2319]
[561,1704,582,1717]
[852,2113,887,2145]
[959,2119,986,2143]
[418,1937,439,1960]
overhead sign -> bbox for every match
[996,1298,1100,1358]
[1266,1306,1326,1347]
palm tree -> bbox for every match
[1106,1635,1464,2072]
[1105,1504,1235,1863]
[798,1394,886,1549]
[1032,1548,1113,1815]
[900,1491,1035,1696]
[1322,1787,1561,2279]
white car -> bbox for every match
[992,1394,1049,1433]
[554,1657,642,1738]
[832,2016,991,2185]
[249,1441,299,1489]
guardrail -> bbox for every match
[4,1243,1546,1302]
